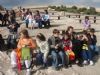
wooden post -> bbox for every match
[79,15,80,18]
[79,19,82,23]
[94,16,96,23]
[58,16,60,20]
[69,15,70,18]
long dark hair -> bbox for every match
[36,33,46,41]
[66,26,74,33]
[36,10,40,16]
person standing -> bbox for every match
[17,29,36,75]
[10,10,16,24]
[25,12,34,29]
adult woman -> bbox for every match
[17,29,36,75]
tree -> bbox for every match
[72,6,77,10]
[78,7,87,12]
[85,7,97,15]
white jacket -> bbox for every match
[36,40,49,54]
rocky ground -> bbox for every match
[0,14,100,75]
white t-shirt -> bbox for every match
[11,51,17,66]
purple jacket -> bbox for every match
[82,20,91,28]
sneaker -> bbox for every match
[89,61,94,66]
[83,60,88,65]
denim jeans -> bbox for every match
[82,50,92,60]
[36,52,43,65]
[90,45,96,57]
[36,19,42,28]
[51,50,65,68]
[36,52,48,65]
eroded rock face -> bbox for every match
[0,51,10,63]
[5,69,18,75]
[0,72,3,75]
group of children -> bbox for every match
[9,26,98,75]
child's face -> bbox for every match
[53,33,59,37]
[69,28,73,33]
[90,32,94,35]
[78,35,82,40]
[64,35,69,40]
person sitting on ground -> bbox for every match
[48,29,66,70]
[36,33,49,68]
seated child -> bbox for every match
[11,47,17,69]
[62,34,75,66]
[81,31,94,66]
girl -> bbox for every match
[17,29,36,75]
[11,47,17,69]
[82,16,91,30]
[34,10,42,28]
[26,12,34,29]
[81,31,94,66]
[62,34,75,67]
[36,33,49,68]
[88,28,97,57]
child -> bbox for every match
[36,33,49,68]
[82,16,91,30]
[81,31,94,66]
[11,47,17,69]
[88,28,98,56]
[62,34,75,67]
[25,12,34,29]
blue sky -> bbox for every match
[0,0,100,8]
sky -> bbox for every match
[0,0,100,8]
